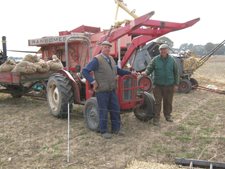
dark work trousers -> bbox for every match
[96,90,121,134]
[153,85,174,120]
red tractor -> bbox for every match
[27,12,199,131]
[0,11,199,131]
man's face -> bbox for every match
[160,48,169,58]
[101,45,111,56]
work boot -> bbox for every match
[165,116,173,122]
[101,133,112,139]
[153,118,160,126]
[112,129,125,136]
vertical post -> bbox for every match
[65,39,69,71]
[114,1,119,25]
[2,36,7,60]
[117,39,121,68]
[67,103,70,163]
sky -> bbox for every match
[0,0,224,56]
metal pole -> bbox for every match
[65,39,69,71]
[64,34,90,163]
[67,103,70,163]
[2,36,7,60]
[117,39,121,68]
[175,158,225,169]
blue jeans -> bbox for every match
[96,90,120,133]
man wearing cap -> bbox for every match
[82,41,132,139]
[141,43,179,126]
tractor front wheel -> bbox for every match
[134,92,155,121]
[190,78,198,90]
[137,75,153,92]
[83,97,99,131]
[47,73,73,118]
[178,79,192,93]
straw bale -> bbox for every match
[34,59,50,73]
[11,61,37,74]
[23,54,40,63]
[0,59,16,72]
[183,56,200,71]
[47,55,63,71]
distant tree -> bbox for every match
[156,37,174,48]
[179,43,188,51]
[205,42,215,54]
[214,44,225,55]
[188,43,194,50]
[193,45,206,56]
[177,42,225,56]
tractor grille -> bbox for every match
[122,76,137,101]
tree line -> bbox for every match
[157,37,225,56]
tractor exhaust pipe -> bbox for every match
[2,36,7,60]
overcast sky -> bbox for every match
[1,0,224,56]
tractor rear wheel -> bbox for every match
[178,79,192,93]
[83,97,99,131]
[134,92,155,121]
[190,78,198,90]
[47,73,73,118]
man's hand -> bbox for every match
[174,85,179,92]
[93,81,98,91]
[131,70,138,75]
[141,72,147,76]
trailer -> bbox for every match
[0,71,55,98]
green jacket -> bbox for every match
[145,55,179,86]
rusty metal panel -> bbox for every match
[0,72,20,84]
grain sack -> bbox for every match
[183,56,200,71]
[47,55,63,71]
[34,59,50,73]
[12,61,37,74]
[0,59,16,72]
[23,54,39,63]
[126,160,187,169]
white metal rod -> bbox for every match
[67,103,70,163]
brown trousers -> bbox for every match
[153,85,174,120]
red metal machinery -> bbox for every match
[0,10,200,131]
[26,11,200,130]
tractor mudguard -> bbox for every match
[57,69,81,104]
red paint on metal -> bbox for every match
[0,11,199,110]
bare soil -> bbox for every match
[0,56,225,169]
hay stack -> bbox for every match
[47,55,63,71]
[12,61,37,74]
[0,59,16,72]
[183,56,200,71]
[23,54,40,63]
[34,59,50,73]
